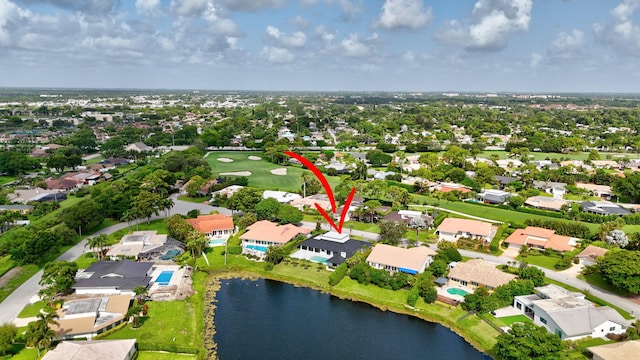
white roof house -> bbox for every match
[262,190,302,203]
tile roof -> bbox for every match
[577,245,608,261]
[588,339,640,360]
[437,218,493,237]
[366,244,435,272]
[240,220,311,244]
[186,214,234,233]
[447,259,516,289]
[42,340,137,360]
[504,226,575,252]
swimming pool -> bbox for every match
[155,270,174,286]
[245,245,268,253]
[310,256,329,264]
[209,239,226,246]
[446,288,469,296]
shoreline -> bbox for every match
[202,268,495,359]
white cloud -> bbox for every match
[136,0,161,16]
[530,52,542,68]
[266,25,306,47]
[301,0,362,20]
[222,0,286,12]
[403,50,415,62]
[17,0,118,15]
[0,0,21,46]
[261,46,294,63]
[436,0,532,51]
[170,0,212,17]
[340,33,371,57]
[375,0,432,31]
[289,15,309,28]
[594,0,640,54]
[548,29,584,60]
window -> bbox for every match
[459,280,468,286]
[471,281,478,286]
[610,326,616,331]
[516,303,522,310]
[540,317,547,324]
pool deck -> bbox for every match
[148,265,190,300]
[290,249,330,264]
[436,284,473,303]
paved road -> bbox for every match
[0,198,223,325]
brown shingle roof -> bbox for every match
[448,259,516,289]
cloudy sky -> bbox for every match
[1,0,640,92]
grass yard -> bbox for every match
[621,224,640,233]
[0,345,38,360]
[497,314,532,326]
[516,254,563,270]
[17,300,51,318]
[205,151,341,192]
[137,352,197,360]
[0,264,40,303]
[411,195,599,233]
[75,252,98,269]
[177,195,210,203]
[105,271,206,354]
[0,175,16,185]
[581,273,629,296]
[107,219,168,244]
[0,254,14,277]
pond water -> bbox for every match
[213,278,492,360]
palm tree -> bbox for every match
[133,286,148,304]
[121,210,135,232]
[126,304,144,328]
[37,311,59,328]
[161,197,174,217]
[36,328,56,357]
[87,234,108,260]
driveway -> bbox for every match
[0,199,222,325]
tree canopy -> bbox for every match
[598,250,640,294]
[493,322,565,360]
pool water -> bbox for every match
[310,256,329,264]
[209,239,226,246]
[245,245,268,252]
[447,288,469,296]
[155,270,174,286]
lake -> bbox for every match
[213,278,492,360]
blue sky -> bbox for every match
[1,0,639,92]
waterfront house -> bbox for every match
[186,214,235,245]
[435,218,495,243]
[513,284,627,340]
[240,220,311,257]
[366,244,435,275]
[49,295,132,340]
[106,231,184,260]
[297,231,371,267]
[447,259,516,290]
[504,226,576,252]
[73,260,154,295]
[42,339,137,360]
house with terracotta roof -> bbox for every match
[504,226,577,252]
[447,259,516,290]
[42,339,137,360]
[435,218,495,243]
[577,245,609,266]
[366,244,436,275]
[240,220,311,257]
[50,295,132,340]
[290,194,332,212]
[186,214,235,246]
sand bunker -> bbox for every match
[248,156,262,160]
[217,157,234,163]
[271,168,287,176]
[219,171,252,176]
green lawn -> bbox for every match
[205,151,341,192]
[411,196,598,233]
[177,195,210,203]
[0,175,16,185]
[581,273,629,296]
[0,344,38,360]
[474,150,635,162]
[516,254,563,270]
[0,254,14,277]
[0,264,40,303]
[75,252,98,269]
[497,314,532,326]
[107,219,169,244]
[137,352,196,360]
[17,300,51,318]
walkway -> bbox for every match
[0,199,222,325]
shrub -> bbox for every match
[554,257,573,270]
[264,262,274,271]
[407,288,419,307]
[329,263,348,286]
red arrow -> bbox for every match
[285,151,357,234]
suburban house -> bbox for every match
[366,244,436,275]
[106,231,184,261]
[533,181,567,199]
[524,196,569,212]
[125,142,152,152]
[0,204,33,214]
[7,189,63,204]
[73,260,154,295]
[587,339,640,360]
[186,214,235,246]
[211,185,244,199]
[576,183,614,199]
[447,259,516,290]
[493,175,519,190]
[591,160,620,169]
[478,189,512,204]
[436,218,495,243]
[50,295,132,340]
[382,210,433,227]
[577,245,609,266]
[580,201,631,216]
[513,284,627,340]
[46,178,83,191]
[504,226,577,252]
[297,231,371,267]
[262,190,302,204]
[240,220,311,256]
[290,194,332,212]
[431,182,473,194]
[42,339,137,360]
